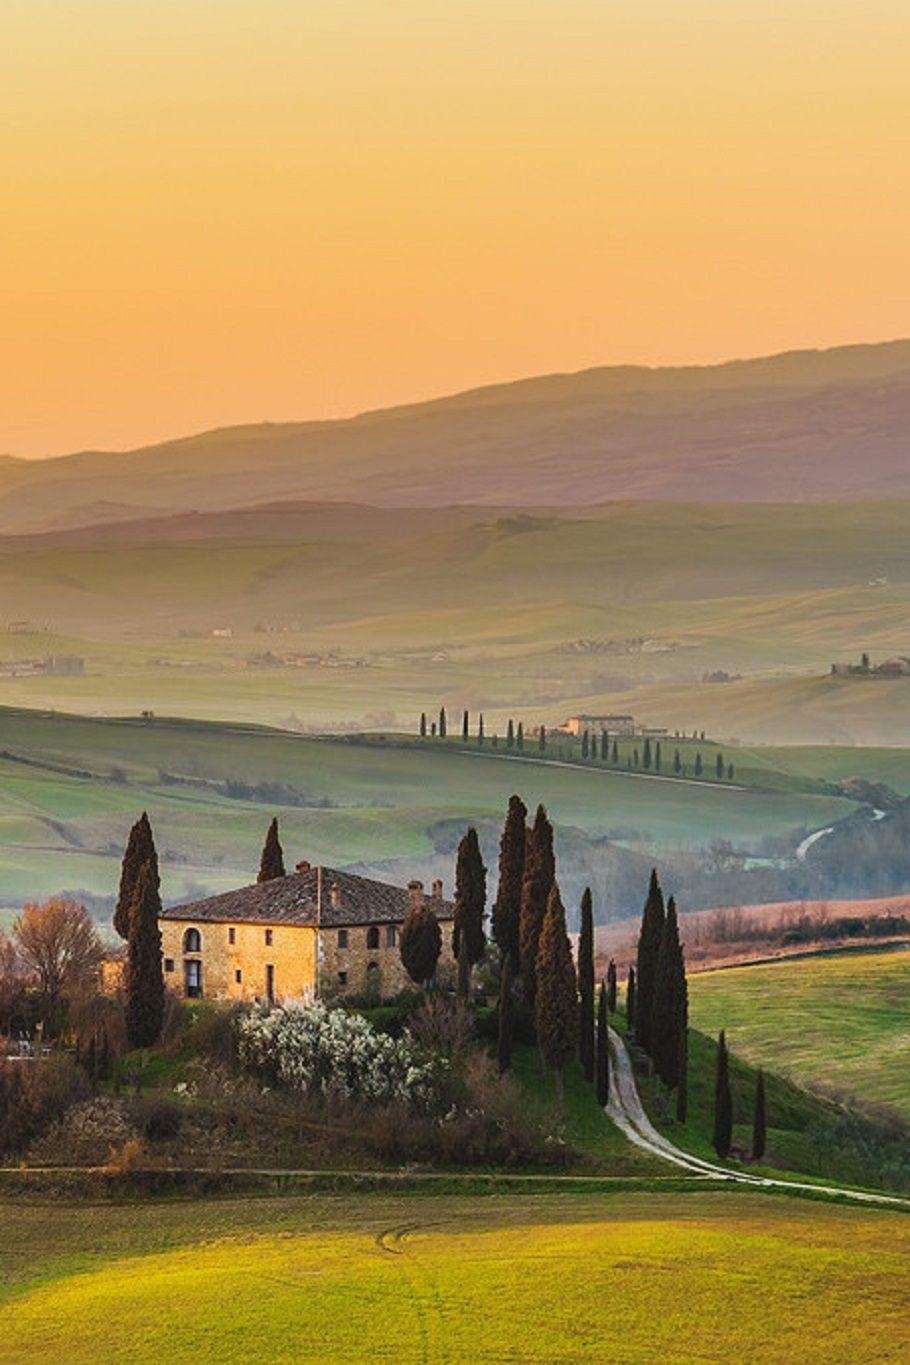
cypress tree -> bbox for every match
[518,804,555,1005]
[399,902,442,988]
[651,895,687,1089]
[431,721,437,737]
[453,826,486,964]
[674,748,681,774]
[716,752,724,780]
[535,884,578,1106]
[462,709,469,741]
[497,953,514,1074]
[439,706,447,739]
[492,794,527,973]
[577,888,595,1081]
[752,1069,767,1160]
[114,812,158,940]
[581,730,589,760]
[626,966,636,1031]
[507,718,515,748]
[635,869,665,1054]
[478,714,484,746]
[713,1030,733,1159]
[612,740,619,764]
[600,731,608,761]
[125,861,165,1050]
[727,763,734,781]
[655,741,662,772]
[419,712,427,738]
[516,721,524,751]
[694,752,703,776]
[538,725,547,753]
[676,1027,688,1123]
[257,817,286,883]
[606,958,617,1013]
[596,982,610,1107]
[643,737,652,770]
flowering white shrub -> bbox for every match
[236,1001,438,1106]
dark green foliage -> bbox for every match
[694,752,703,777]
[655,742,661,771]
[538,725,546,752]
[462,709,469,741]
[535,884,578,1084]
[497,953,514,1074]
[676,1029,688,1123]
[257,817,286,883]
[713,1029,733,1159]
[611,739,619,764]
[577,888,595,1081]
[419,712,427,738]
[606,958,617,1013]
[581,730,589,759]
[716,752,724,780]
[600,731,608,761]
[753,1069,767,1160]
[518,804,555,1005]
[626,966,636,1030]
[478,714,484,745]
[635,869,665,1054]
[507,718,515,748]
[674,748,681,774]
[595,982,609,1107]
[439,706,447,738]
[125,861,165,1050]
[516,721,524,751]
[399,902,442,987]
[114,812,158,940]
[492,794,527,973]
[453,825,486,964]
[727,763,735,781]
[651,895,688,1089]
[643,738,652,770]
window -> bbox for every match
[265,929,273,947]
[228,927,235,945]
[164,958,174,973]
[235,968,242,984]
[337,929,348,949]
[338,970,348,986]
[385,924,397,948]
[366,925,380,950]
[183,927,201,953]
[184,959,202,999]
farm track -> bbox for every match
[605,1026,910,1210]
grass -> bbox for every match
[0,1189,908,1362]
[687,946,910,1120]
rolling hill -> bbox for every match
[2,339,910,532]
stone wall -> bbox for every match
[319,919,456,999]
[159,918,317,1004]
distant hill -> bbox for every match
[2,339,910,532]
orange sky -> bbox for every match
[2,1,909,457]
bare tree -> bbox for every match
[0,931,26,1034]
[15,899,104,1029]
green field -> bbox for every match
[688,947,910,1120]
[0,1190,907,1362]
[0,706,862,915]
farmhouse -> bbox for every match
[559,713,635,737]
[158,864,455,1004]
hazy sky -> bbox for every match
[2,1,909,457]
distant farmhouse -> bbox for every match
[159,864,455,1004]
[558,713,635,737]
[831,653,910,678]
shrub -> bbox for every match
[0,1054,91,1157]
[236,1001,440,1106]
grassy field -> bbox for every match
[0,706,862,915]
[687,946,910,1120]
[0,1190,907,1362]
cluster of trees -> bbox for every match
[0,898,106,1040]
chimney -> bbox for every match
[407,879,424,910]
[329,881,341,909]
[431,879,443,901]
[296,860,311,873]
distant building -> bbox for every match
[159,864,455,1003]
[559,714,635,737]
[44,655,85,676]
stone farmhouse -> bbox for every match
[159,863,455,1004]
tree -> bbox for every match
[712,1030,733,1159]
[257,817,286,883]
[535,885,578,1106]
[577,888,595,1081]
[114,812,158,940]
[633,747,640,767]
[538,725,547,753]
[676,1027,688,1123]
[453,826,486,964]
[15,899,104,1030]
[612,740,619,764]
[674,748,681,774]
[462,709,469,741]
[478,713,485,746]
[643,738,652,770]
[507,718,515,748]
[752,1069,767,1160]
[420,712,427,738]
[439,706,447,739]
[125,863,165,1050]
[492,794,527,973]
[694,752,703,777]
[651,895,687,1089]
[595,982,610,1106]
[516,721,524,751]
[626,966,636,1031]
[606,958,617,1013]
[716,752,724,780]
[497,953,514,1074]
[600,731,608,761]
[655,741,662,772]
[727,763,734,782]
[635,869,665,1054]
[581,729,589,760]
[519,804,555,1004]
[399,902,442,988]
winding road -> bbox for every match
[605,1026,909,1209]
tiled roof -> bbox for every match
[160,866,454,928]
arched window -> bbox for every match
[366,925,380,950]
[183,927,202,953]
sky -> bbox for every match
[1,0,909,458]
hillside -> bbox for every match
[2,339,910,532]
